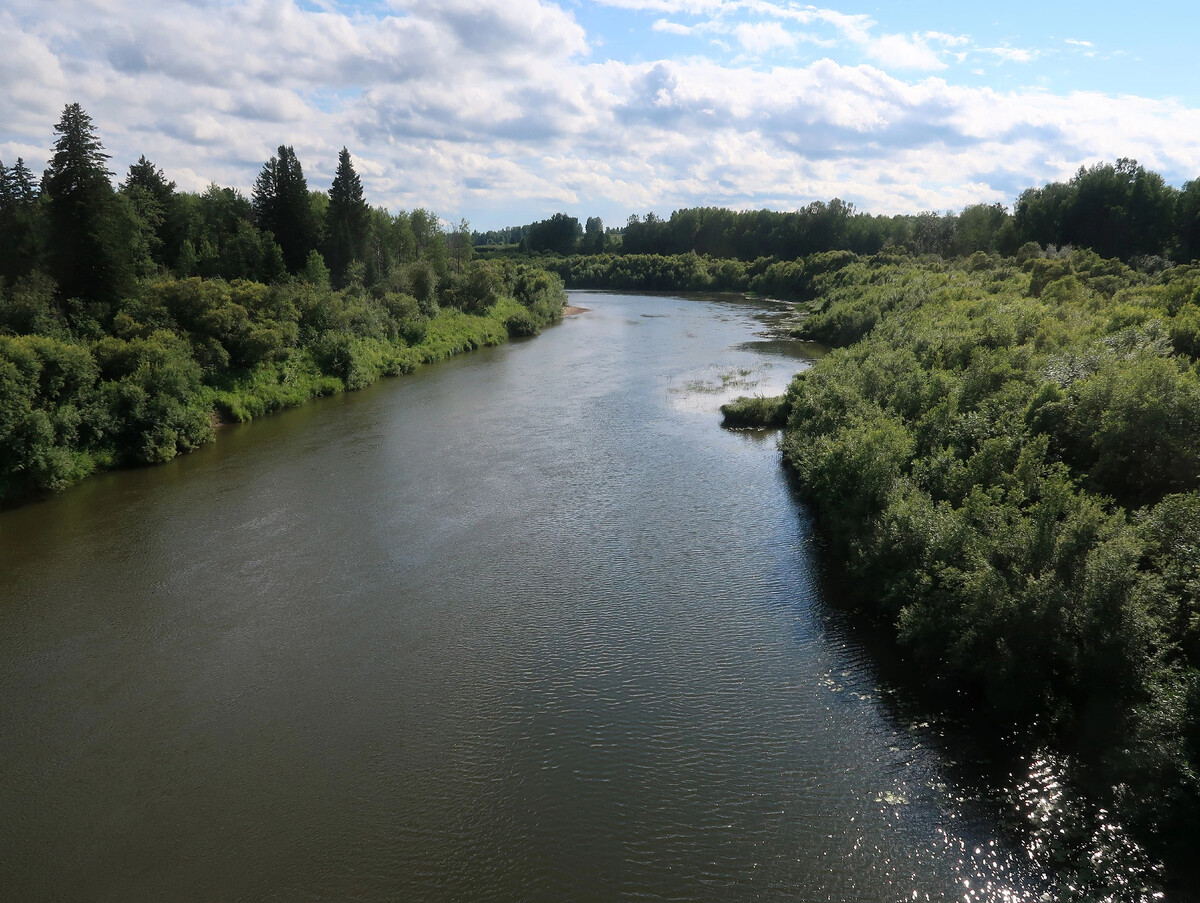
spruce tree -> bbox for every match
[323,147,369,287]
[42,103,128,303]
[0,161,12,212]
[252,145,316,274]
[0,158,44,282]
[10,159,39,205]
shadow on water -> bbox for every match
[770,461,1187,903]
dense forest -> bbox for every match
[0,105,566,507]
[484,156,1200,266]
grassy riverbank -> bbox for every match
[0,269,565,507]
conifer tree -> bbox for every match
[11,159,39,205]
[252,145,316,274]
[0,161,11,214]
[42,103,128,303]
[0,157,44,282]
[323,147,369,287]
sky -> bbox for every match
[3,0,1200,231]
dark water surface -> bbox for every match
[0,292,1116,901]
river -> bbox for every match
[0,291,1153,901]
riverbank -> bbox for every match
[0,270,567,509]
[776,248,1200,885]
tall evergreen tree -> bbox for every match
[123,155,175,206]
[323,147,369,287]
[42,103,128,303]
[2,158,38,207]
[252,145,316,274]
[0,157,45,282]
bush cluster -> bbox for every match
[778,249,1200,855]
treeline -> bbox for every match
[529,249,864,298]
[476,213,612,255]
[0,106,478,298]
[486,157,1200,266]
[0,104,565,506]
[765,247,1200,868]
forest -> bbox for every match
[480,157,1200,266]
[0,105,566,507]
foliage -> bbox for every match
[252,145,318,273]
[323,147,369,287]
[42,103,132,305]
[777,251,1200,860]
[525,212,582,255]
[0,105,566,507]
[720,394,790,429]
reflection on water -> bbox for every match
[0,290,1170,901]
[1011,752,1164,902]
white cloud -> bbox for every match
[589,0,731,12]
[652,19,695,35]
[732,21,796,54]
[2,0,1198,228]
[865,33,947,71]
[984,46,1039,64]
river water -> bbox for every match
[0,292,1151,901]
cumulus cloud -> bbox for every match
[1,0,1198,228]
[652,19,696,36]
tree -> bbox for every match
[0,158,43,282]
[582,216,607,253]
[527,212,581,255]
[323,147,369,287]
[447,218,473,272]
[954,203,1009,256]
[252,145,316,274]
[121,156,187,270]
[42,103,130,304]
[1179,179,1200,263]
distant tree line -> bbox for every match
[484,158,1200,266]
[0,104,565,506]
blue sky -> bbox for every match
[576,2,1197,102]
[3,0,1199,230]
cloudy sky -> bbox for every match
[3,0,1199,230]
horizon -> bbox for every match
[3,0,1199,231]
